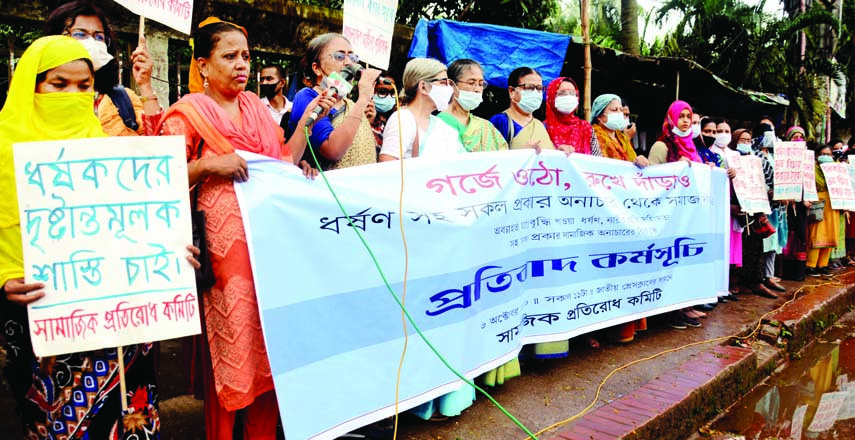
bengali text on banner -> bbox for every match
[234,151,730,440]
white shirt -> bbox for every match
[380,108,465,159]
[260,96,292,125]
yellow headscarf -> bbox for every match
[0,36,105,286]
[188,17,249,94]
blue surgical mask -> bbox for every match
[373,94,395,113]
[818,155,834,164]
[517,90,543,114]
[672,126,692,138]
[736,143,752,155]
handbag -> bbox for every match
[808,200,825,223]
[192,139,216,291]
[751,213,777,239]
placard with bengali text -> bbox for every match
[821,162,855,211]
[114,0,193,34]
[773,141,804,201]
[14,136,200,357]
[342,0,397,69]
[803,150,819,202]
[730,155,771,214]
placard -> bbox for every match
[114,0,193,34]
[14,136,200,357]
[820,162,855,210]
[730,155,771,214]
[803,150,819,202]
[342,0,397,69]
[773,142,804,201]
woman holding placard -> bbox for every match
[45,1,162,136]
[0,35,198,440]
[806,145,841,277]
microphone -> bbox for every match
[306,70,355,126]
[344,64,393,85]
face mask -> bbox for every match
[736,143,752,155]
[78,37,113,71]
[818,155,834,164]
[373,94,395,113]
[517,90,543,114]
[762,131,776,149]
[714,133,731,147]
[701,135,716,148]
[691,124,702,138]
[258,83,280,100]
[672,125,692,138]
[604,112,628,131]
[554,95,579,114]
[456,90,483,111]
[428,84,454,112]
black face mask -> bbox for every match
[259,83,280,100]
[702,135,716,148]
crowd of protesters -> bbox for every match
[1,2,854,439]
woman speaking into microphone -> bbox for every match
[290,33,381,170]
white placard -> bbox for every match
[807,391,846,432]
[730,155,771,214]
[114,0,193,35]
[773,142,805,201]
[803,150,819,202]
[791,404,808,440]
[342,0,397,69]
[821,163,855,211]
[14,136,200,357]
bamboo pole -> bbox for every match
[581,0,592,121]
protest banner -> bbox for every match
[113,0,193,34]
[13,136,200,357]
[773,142,804,201]
[342,0,397,69]
[234,151,729,440]
[730,155,771,214]
[804,150,819,202]
[820,162,855,211]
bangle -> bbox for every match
[140,94,158,103]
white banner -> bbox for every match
[114,0,193,35]
[342,0,397,69]
[235,150,729,440]
[14,136,200,357]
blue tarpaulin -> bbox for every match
[407,19,571,89]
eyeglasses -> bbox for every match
[458,79,487,88]
[556,90,577,97]
[326,51,359,64]
[738,137,752,143]
[515,84,544,92]
[374,88,393,98]
[65,28,110,46]
[428,77,454,87]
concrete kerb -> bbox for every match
[550,272,855,440]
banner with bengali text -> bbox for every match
[114,0,193,34]
[773,142,805,201]
[235,151,729,440]
[730,155,771,214]
[342,0,397,69]
[14,136,200,357]
[821,162,855,211]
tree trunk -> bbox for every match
[620,0,640,55]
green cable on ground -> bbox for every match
[303,127,539,439]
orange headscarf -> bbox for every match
[188,17,248,94]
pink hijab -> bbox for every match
[658,100,701,163]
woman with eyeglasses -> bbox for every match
[289,33,381,170]
[544,77,600,156]
[436,59,508,152]
[45,0,162,136]
[378,58,466,161]
[591,94,648,166]
[489,67,557,151]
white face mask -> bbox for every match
[691,123,702,138]
[714,133,731,147]
[78,37,114,71]
[456,90,483,111]
[554,95,579,114]
[427,84,454,112]
[517,89,543,114]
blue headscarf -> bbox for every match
[590,94,621,122]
